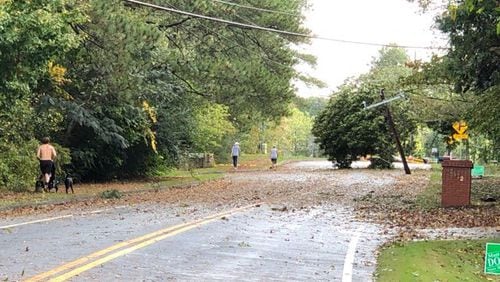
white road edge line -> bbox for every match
[342,226,364,282]
[0,205,128,230]
[0,215,74,230]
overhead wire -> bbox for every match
[164,2,295,70]
[204,1,299,67]
[155,2,291,96]
[209,0,301,17]
[123,0,449,50]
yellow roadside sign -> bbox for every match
[453,133,469,140]
[452,121,468,134]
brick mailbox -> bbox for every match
[441,160,473,207]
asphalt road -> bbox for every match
[0,161,394,281]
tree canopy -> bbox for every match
[0,0,313,188]
[407,0,499,161]
[313,47,417,168]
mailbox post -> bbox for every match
[441,160,473,207]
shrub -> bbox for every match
[0,140,71,192]
[0,140,39,192]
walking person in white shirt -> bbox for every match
[270,146,278,169]
[231,142,240,169]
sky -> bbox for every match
[294,0,447,98]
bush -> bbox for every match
[0,140,71,192]
[0,140,39,191]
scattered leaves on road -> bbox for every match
[1,163,498,239]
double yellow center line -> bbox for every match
[26,203,261,282]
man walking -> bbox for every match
[270,146,278,169]
[37,137,57,188]
[231,142,240,170]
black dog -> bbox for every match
[65,174,74,194]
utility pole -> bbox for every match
[380,89,411,175]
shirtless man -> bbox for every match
[36,137,57,187]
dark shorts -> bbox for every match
[39,160,54,175]
[271,158,277,164]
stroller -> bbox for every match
[35,163,58,193]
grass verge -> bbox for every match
[416,163,500,209]
[0,167,224,211]
[376,238,500,282]
[415,164,442,209]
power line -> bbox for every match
[209,0,301,17]
[124,0,448,50]
[165,3,296,71]
[161,2,293,68]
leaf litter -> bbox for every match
[0,162,498,242]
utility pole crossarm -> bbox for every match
[363,92,405,110]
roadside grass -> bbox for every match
[415,164,442,209]
[0,167,224,211]
[162,167,224,180]
[375,238,500,282]
[482,163,500,177]
[416,163,500,209]
[381,164,500,282]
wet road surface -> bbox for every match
[1,161,398,281]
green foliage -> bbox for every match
[54,0,169,180]
[0,0,84,90]
[313,84,389,168]
[0,0,311,188]
[293,96,328,117]
[0,0,85,142]
[437,0,499,93]
[237,105,316,157]
[52,143,72,176]
[0,0,84,189]
[0,0,84,145]
[371,46,409,69]
[0,140,39,191]
[146,0,310,127]
[469,87,500,161]
[313,47,417,168]
[192,103,235,153]
[406,0,499,161]
[266,107,314,156]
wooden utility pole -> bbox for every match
[380,89,411,175]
